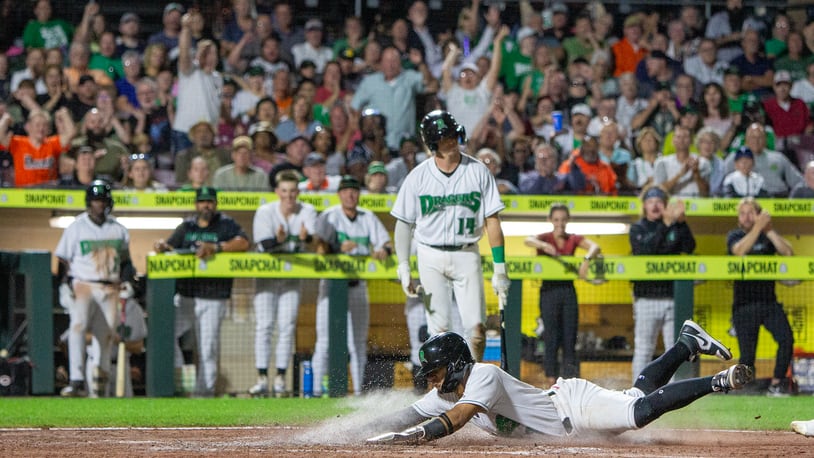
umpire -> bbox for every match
[154,186,249,396]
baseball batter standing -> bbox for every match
[56,180,136,397]
[391,110,509,359]
[153,187,250,397]
[367,323,747,444]
[249,171,318,397]
[312,176,392,396]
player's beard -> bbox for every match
[198,208,215,223]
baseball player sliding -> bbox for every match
[367,322,751,444]
[391,110,509,360]
[55,180,136,397]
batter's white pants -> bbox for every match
[174,295,226,396]
[312,279,368,396]
[253,278,302,371]
[404,291,463,366]
[631,297,675,384]
[67,280,118,383]
[416,244,485,344]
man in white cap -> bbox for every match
[440,26,508,136]
[291,19,332,75]
[554,103,593,160]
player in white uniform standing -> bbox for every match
[367,324,752,444]
[391,110,509,360]
[312,175,392,396]
[55,180,136,397]
[249,171,318,397]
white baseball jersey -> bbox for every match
[412,363,638,437]
[253,201,318,253]
[391,153,504,246]
[316,205,391,255]
[55,212,130,282]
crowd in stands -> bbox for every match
[2,0,814,198]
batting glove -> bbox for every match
[492,262,510,302]
[58,283,74,308]
[120,281,135,300]
[397,262,418,298]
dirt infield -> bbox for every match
[3,426,810,457]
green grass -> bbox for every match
[0,397,353,428]
[0,394,811,430]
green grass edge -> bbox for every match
[0,394,811,430]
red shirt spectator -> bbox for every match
[763,71,813,139]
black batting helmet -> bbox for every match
[419,110,466,152]
[417,332,474,393]
[86,179,114,215]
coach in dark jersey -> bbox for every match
[727,197,794,396]
[153,186,249,396]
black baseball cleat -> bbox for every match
[679,320,732,361]
[711,364,754,393]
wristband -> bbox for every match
[216,242,224,253]
[584,255,591,261]
[491,246,505,263]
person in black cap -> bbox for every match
[268,134,310,188]
[722,146,768,198]
[628,183,696,383]
[153,186,250,397]
[311,175,393,396]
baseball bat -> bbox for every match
[498,293,508,372]
[115,297,127,398]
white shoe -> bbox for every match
[60,382,87,397]
[791,419,814,436]
[248,376,268,396]
[273,375,287,398]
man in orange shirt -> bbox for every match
[558,136,618,195]
[0,107,76,187]
[612,14,648,77]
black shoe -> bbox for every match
[679,320,732,361]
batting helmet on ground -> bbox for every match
[419,110,466,152]
[86,179,114,215]
[417,332,474,393]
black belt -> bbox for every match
[78,279,118,285]
[428,243,474,251]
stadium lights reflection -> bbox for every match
[49,216,183,230]
[501,221,630,236]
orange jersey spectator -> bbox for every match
[612,15,647,77]
[558,138,618,195]
[0,108,76,187]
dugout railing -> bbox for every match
[144,253,814,397]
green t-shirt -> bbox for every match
[765,38,787,59]
[727,94,750,114]
[562,37,594,63]
[774,56,813,83]
[22,19,73,49]
[499,41,532,93]
[89,54,124,82]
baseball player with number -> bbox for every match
[312,175,392,396]
[249,171,318,397]
[55,180,136,397]
[391,110,509,360]
[367,323,750,444]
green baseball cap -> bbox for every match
[196,186,218,201]
[367,161,387,175]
